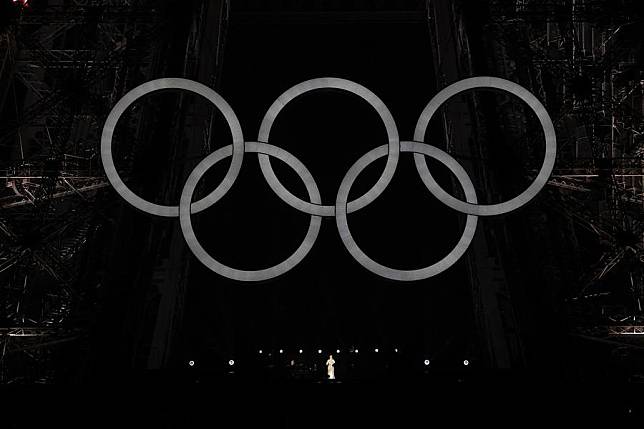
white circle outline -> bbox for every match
[101,78,245,217]
[179,142,322,282]
[257,77,400,217]
[413,76,556,216]
[335,141,478,281]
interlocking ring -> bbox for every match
[414,76,557,216]
[179,142,322,282]
[335,141,478,281]
[101,76,556,282]
[257,78,399,216]
[101,78,245,217]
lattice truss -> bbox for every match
[487,0,644,329]
[0,0,161,382]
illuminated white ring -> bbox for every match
[179,142,322,281]
[101,78,245,217]
[257,77,400,217]
[335,141,478,281]
[413,76,556,216]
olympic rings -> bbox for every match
[101,76,556,281]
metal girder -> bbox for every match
[0,327,83,355]
[609,325,644,335]
[1,177,108,209]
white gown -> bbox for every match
[325,357,335,379]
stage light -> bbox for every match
[188,360,195,367]
[336,349,340,354]
[279,349,283,354]
[424,359,430,366]
[318,349,322,354]
[394,348,398,353]
[299,349,303,354]
[229,359,235,366]
[374,348,379,353]
[463,360,469,366]
[258,350,263,354]
[355,349,359,354]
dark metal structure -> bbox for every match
[426,0,643,375]
[0,0,230,382]
[0,0,642,382]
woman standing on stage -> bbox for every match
[325,354,336,380]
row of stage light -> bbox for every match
[257,347,396,355]
[187,352,470,368]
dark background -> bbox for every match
[178,11,475,379]
[0,0,643,396]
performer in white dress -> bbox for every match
[325,354,336,380]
